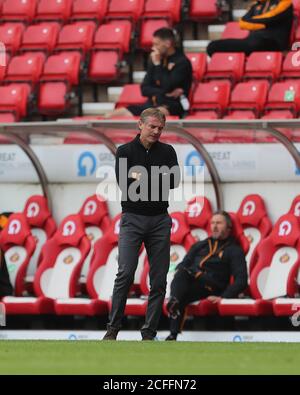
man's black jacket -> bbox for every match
[141,49,193,107]
[115,134,180,216]
[177,236,248,298]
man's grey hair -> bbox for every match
[140,108,166,125]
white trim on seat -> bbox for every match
[2,297,37,304]
[220,299,256,305]
[55,298,92,305]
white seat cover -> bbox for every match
[5,246,27,289]
[26,228,47,280]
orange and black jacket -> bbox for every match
[239,0,294,50]
[177,237,248,298]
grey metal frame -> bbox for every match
[0,119,299,212]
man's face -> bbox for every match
[152,36,171,57]
[210,214,231,240]
[139,116,165,145]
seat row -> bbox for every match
[1,192,300,318]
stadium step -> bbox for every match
[183,40,209,52]
[83,102,114,115]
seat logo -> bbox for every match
[63,221,76,236]
[83,200,97,216]
[27,202,40,218]
[187,202,203,218]
[8,220,21,235]
[242,201,255,216]
[278,221,292,236]
[171,218,179,234]
[294,202,300,217]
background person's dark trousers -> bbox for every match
[168,269,215,335]
[207,36,281,57]
[107,212,172,339]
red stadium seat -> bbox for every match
[185,52,207,81]
[2,214,90,315]
[93,21,132,54]
[205,52,245,82]
[107,0,144,22]
[23,195,57,286]
[217,111,256,143]
[0,213,36,296]
[184,196,213,242]
[139,18,170,50]
[191,80,231,116]
[0,83,30,120]
[0,52,10,82]
[71,0,108,21]
[0,112,16,123]
[143,0,182,23]
[236,194,272,275]
[189,0,222,20]
[219,214,300,317]
[259,110,293,142]
[244,52,283,81]
[54,214,122,316]
[265,80,300,115]
[0,23,25,54]
[38,52,82,115]
[281,51,300,79]
[88,50,121,82]
[293,0,300,15]
[221,22,249,39]
[229,80,269,116]
[78,194,111,285]
[56,22,96,55]
[115,83,147,108]
[2,0,37,22]
[286,195,300,220]
[36,0,72,22]
[20,23,60,53]
[5,52,45,85]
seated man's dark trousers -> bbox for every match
[168,268,220,335]
[107,212,172,339]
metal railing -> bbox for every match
[0,119,299,212]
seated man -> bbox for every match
[165,210,247,341]
[207,0,293,57]
[105,28,193,118]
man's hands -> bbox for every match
[150,48,161,66]
[166,88,184,98]
[206,296,221,304]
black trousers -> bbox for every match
[207,35,281,57]
[108,212,172,338]
[169,269,220,334]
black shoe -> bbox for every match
[102,327,118,340]
[142,336,155,341]
[166,297,180,319]
[165,333,177,341]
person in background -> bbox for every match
[105,28,193,118]
[207,0,293,57]
[165,211,247,341]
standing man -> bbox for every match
[105,28,193,118]
[103,108,181,340]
